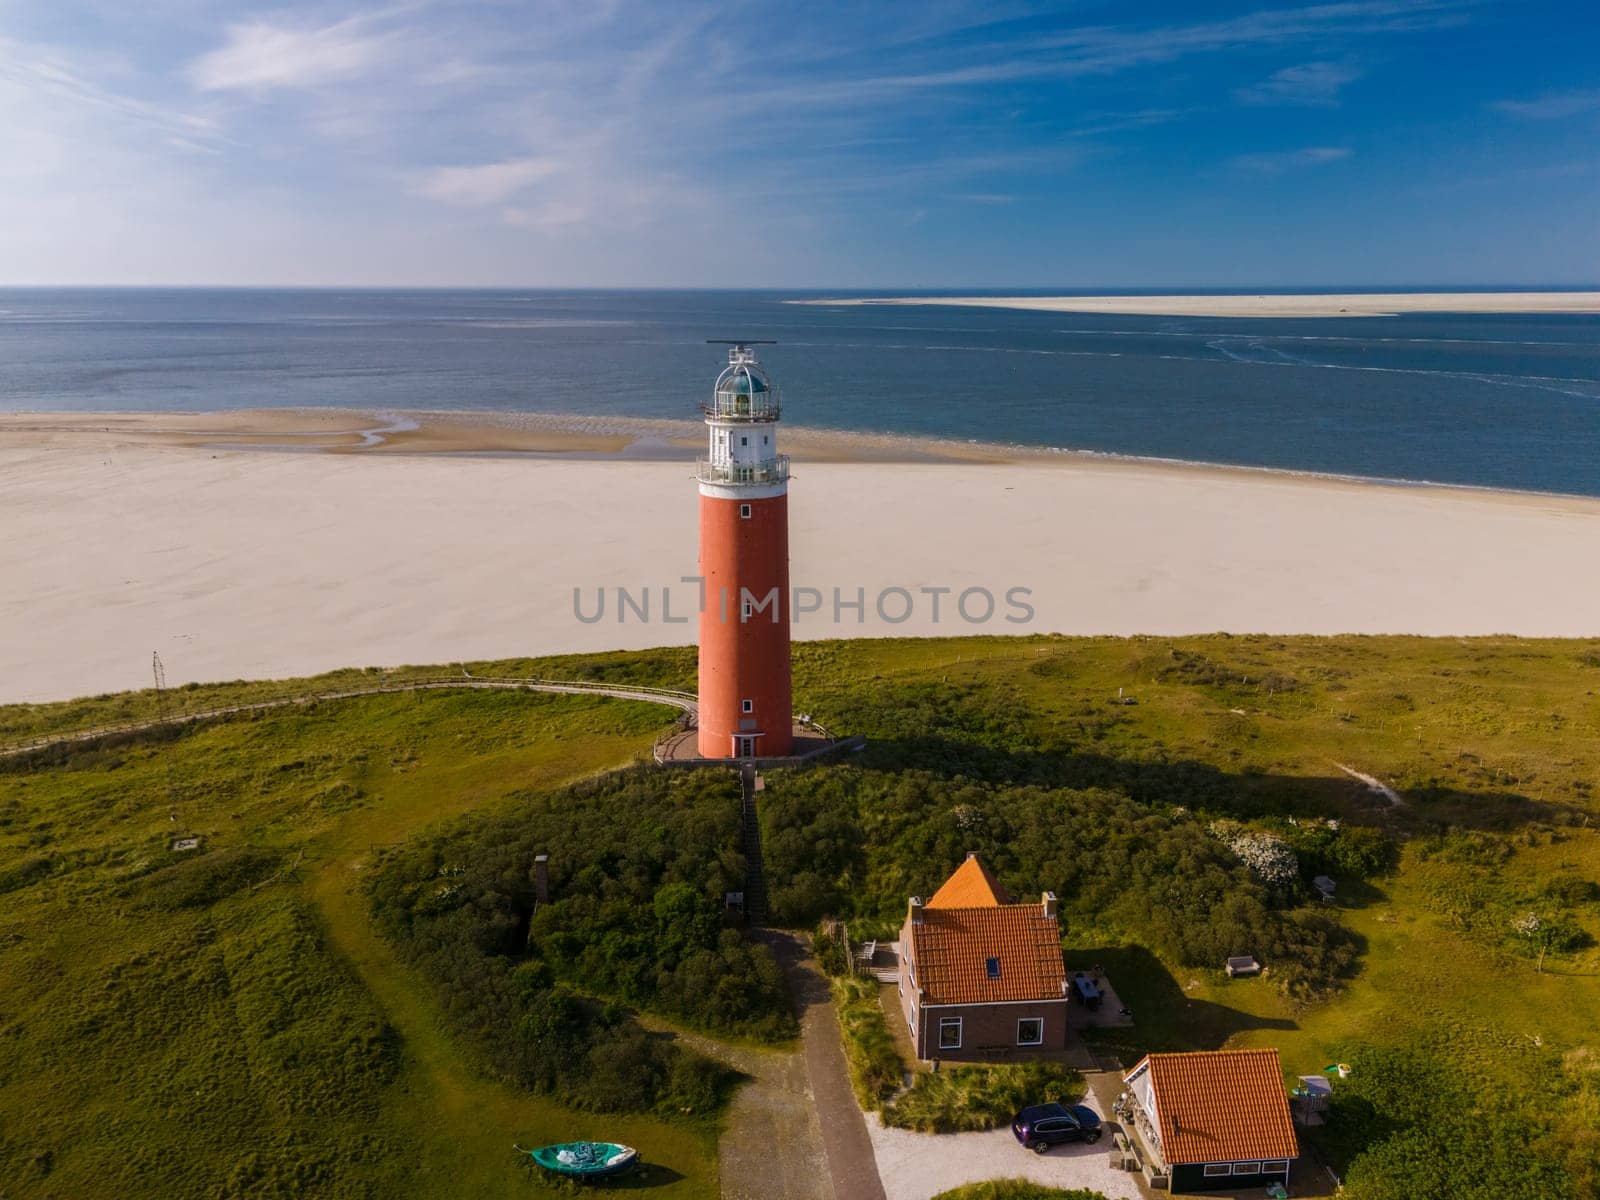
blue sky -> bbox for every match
[1,0,1596,286]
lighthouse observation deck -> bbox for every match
[694,455,790,486]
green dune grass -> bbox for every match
[2,634,1598,1197]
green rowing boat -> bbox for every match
[523,1141,639,1179]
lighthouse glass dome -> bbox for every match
[706,349,781,421]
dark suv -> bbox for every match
[1011,1102,1102,1153]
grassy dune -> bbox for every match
[3,634,1599,1197]
[0,687,716,1198]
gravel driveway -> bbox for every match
[863,1089,1144,1200]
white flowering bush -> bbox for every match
[1208,820,1299,888]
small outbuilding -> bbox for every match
[1122,1048,1298,1193]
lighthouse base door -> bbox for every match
[734,735,758,758]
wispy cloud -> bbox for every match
[189,13,400,92]
[1231,146,1352,173]
[0,36,218,142]
[1236,61,1363,106]
[1492,89,1600,120]
[411,158,561,206]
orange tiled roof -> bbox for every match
[908,905,1066,1005]
[927,854,1013,908]
[1129,1049,1299,1166]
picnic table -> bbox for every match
[1072,971,1102,1010]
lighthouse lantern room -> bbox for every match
[696,341,794,759]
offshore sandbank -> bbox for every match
[788,292,1600,318]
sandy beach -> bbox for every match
[4,409,1600,705]
[793,292,1600,318]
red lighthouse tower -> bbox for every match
[697,342,793,759]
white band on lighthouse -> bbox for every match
[696,343,789,500]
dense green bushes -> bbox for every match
[1326,1042,1573,1200]
[762,767,1358,1001]
[368,766,793,1118]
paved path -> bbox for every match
[636,934,880,1200]
[765,931,887,1200]
[0,675,697,758]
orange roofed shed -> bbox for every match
[1123,1048,1299,1193]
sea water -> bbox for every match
[1,287,1596,495]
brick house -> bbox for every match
[1122,1048,1299,1193]
[897,853,1069,1061]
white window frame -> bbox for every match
[1234,1162,1261,1174]
[1016,1017,1044,1046]
[1202,1164,1232,1177]
[742,699,754,713]
[741,598,753,619]
[1261,1161,1290,1174]
[739,503,752,519]
[938,1017,962,1050]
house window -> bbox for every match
[1017,1017,1044,1046]
[739,503,752,518]
[740,435,748,446]
[741,599,753,619]
[1261,1161,1290,1175]
[1233,1163,1261,1175]
[1202,1164,1232,1177]
[985,956,1000,979]
[938,1017,962,1050]
[742,699,753,713]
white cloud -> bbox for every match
[502,200,590,229]
[189,15,396,92]
[1492,90,1600,120]
[1231,146,1352,173]
[411,158,562,205]
[1236,61,1363,106]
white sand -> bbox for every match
[794,292,1600,318]
[5,433,1600,704]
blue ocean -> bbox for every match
[1,288,1597,495]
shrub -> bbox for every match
[883,1062,1084,1133]
[763,769,1358,999]
[833,975,903,1109]
[368,766,790,1118]
[932,1185,1110,1200]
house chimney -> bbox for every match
[1042,891,1058,920]
[966,850,978,860]
[534,854,549,906]
[909,895,924,925]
